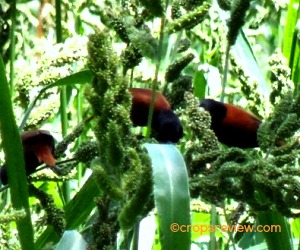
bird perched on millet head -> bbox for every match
[0,130,56,185]
[129,88,183,143]
[200,99,261,148]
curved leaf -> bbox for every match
[144,143,191,250]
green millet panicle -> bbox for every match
[165,53,195,83]
[257,92,294,151]
[184,0,206,11]
[171,1,182,19]
[177,39,191,53]
[165,75,193,109]
[139,0,164,17]
[111,18,130,43]
[231,58,263,117]
[269,49,294,105]
[122,44,142,75]
[122,149,143,193]
[184,92,219,150]
[87,32,118,94]
[91,196,119,249]
[28,184,65,236]
[106,122,125,168]
[118,154,152,229]
[275,113,300,142]
[92,161,124,201]
[74,140,99,164]
[0,209,26,224]
[217,0,231,10]
[270,139,300,156]
[87,30,153,232]
[167,2,211,33]
[26,100,58,129]
[227,0,251,46]
[55,122,85,158]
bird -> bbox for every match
[200,99,261,148]
[129,88,183,143]
[0,130,56,185]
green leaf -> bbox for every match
[282,0,300,63]
[193,69,207,99]
[144,143,191,250]
[0,56,34,249]
[256,211,293,250]
[19,69,93,131]
[282,0,300,92]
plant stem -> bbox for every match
[209,205,217,250]
[55,0,62,42]
[76,88,83,185]
[55,0,71,203]
[220,44,230,102]
[146,17,166,138]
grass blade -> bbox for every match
[282,0,300,63]
[282,0,300,92]
[0,56,34,249]
[144,143,191,250]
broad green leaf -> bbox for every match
[19,70,93,131]
[144,143,191,250]
[0,56,34,249]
